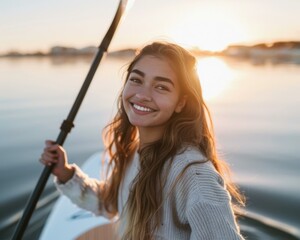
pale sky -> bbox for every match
[1,0,300,54]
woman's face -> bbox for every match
[122,55,186,138]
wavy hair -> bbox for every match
[102,42,244,239]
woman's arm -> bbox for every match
[54,164,115,219]
[40,140,115,219]
[187,200,244,240]
[172,158,244,240]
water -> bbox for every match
[0,54,299,239]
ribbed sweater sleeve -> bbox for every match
[164,148,244,240]
[54,164,114,219]
[187,201,243,240]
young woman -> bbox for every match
[40,41,245,239]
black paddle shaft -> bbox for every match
[12,1,129,239]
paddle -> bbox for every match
[12,0,132,239]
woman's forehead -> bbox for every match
[131,55,177,80]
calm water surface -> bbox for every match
[0,55,299,239]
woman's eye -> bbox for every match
[156,85,170,91]
[129,78,141,83]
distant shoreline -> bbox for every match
[0,47,137,58]
[1,41,300,63]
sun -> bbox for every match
[168,5,247,52]
[169,20,246,52]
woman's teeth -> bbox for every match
[133,104,153,112]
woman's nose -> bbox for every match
[135,88,152,101]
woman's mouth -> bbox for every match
[132,103,154,112]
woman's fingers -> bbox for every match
[39,157,55,167]
[39,140,61,167]
[45,140,56,146]
[45,143,65,154]
[42,147,58,157]
[40,152,58,164]
[44,144,57,152]
[40,140,70,179]
[42,151,58,161]
[43,144,64,159]
[39,158,53,167]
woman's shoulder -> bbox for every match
[167,146,228,204]
[171,146,214,173]
[175,145,205,160]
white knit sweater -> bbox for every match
[55,147,244,239]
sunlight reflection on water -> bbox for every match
[197,56,236,100]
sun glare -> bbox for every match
[196,57,235,100]
[168,4,248,52]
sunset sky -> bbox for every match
[1,0,300,54]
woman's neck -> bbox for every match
[138,126,164,148]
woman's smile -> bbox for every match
[131,103,155,113]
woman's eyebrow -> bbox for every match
[131,69,174,86]
[131,69,145,77]
[154,76,174,86]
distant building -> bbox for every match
[49,46,78,56]
[223,41,300,60]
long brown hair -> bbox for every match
[102,42,244,239]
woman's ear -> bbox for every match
[175,95,187,113]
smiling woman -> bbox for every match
[39,41,245,240]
